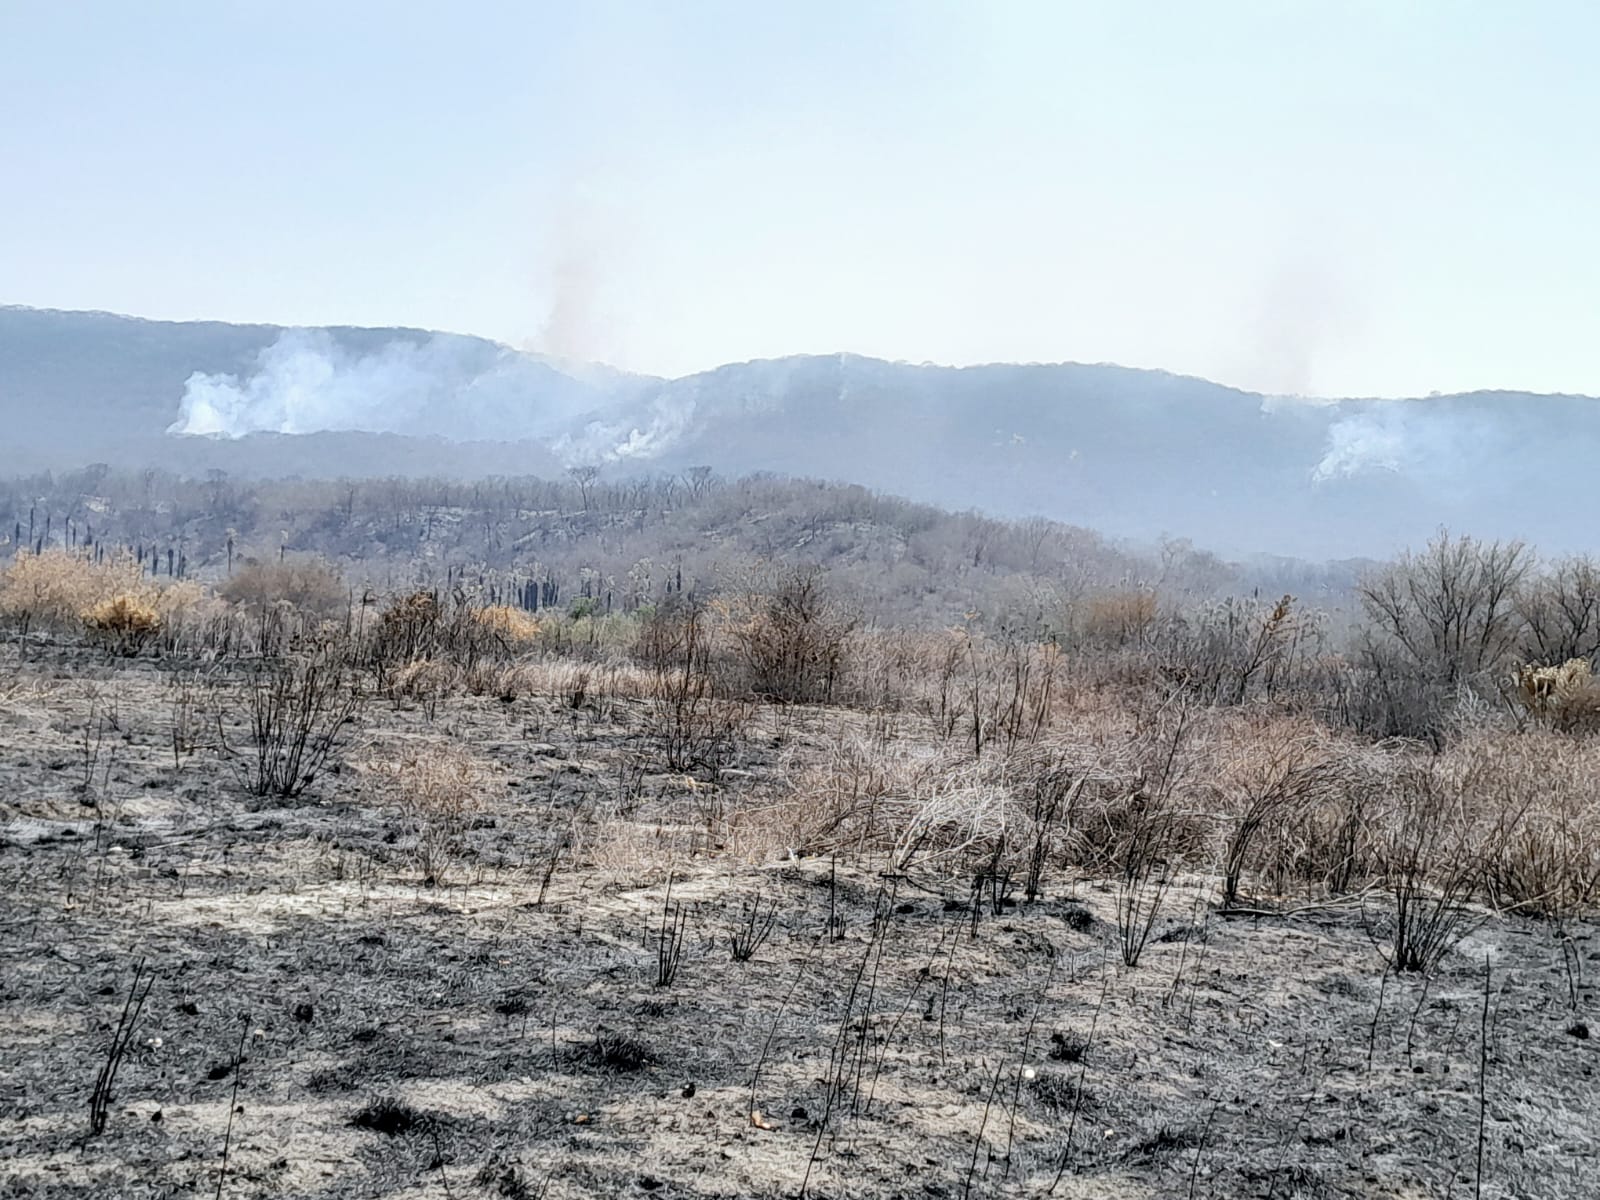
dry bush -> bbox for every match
[1154,594,1305,706]
[81,594,162,654]
[1081,588,1157,647]
[1211,717,1348,909]
[372,590,444,671]
[757,726,911,862]
[724,565,858,703]
[1509,658,1600,733]
[220,556,347,618]
[368,592,538,687]
[1062,703,1211,880]
[472,604,541,647]
[1267,744,1389,896]
[364,743,486,884]
[838,627,925,713]
[1492,813,1600,920]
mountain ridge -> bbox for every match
[1,305,1595,559]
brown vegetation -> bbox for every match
[2,483,1599,1197]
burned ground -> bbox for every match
[1,645,1596,1199]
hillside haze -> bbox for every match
[2,305,1595,559]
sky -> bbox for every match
[3,1,1598,397]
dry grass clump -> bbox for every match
[1451,730,1600,918]
[758,686,1600,953]
[518,658,656,709]
[1,549,148,631]
[462,660,534,701]
[0,549,210,652]
[388,658,460,711]
[364,743,488,884]
[764,714,1158,892]
[1210,716,1352,908]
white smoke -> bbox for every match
[1312,406,1411,481]
[1312,400,1494,484]
[552,385,702,465]
[171,329,618,446]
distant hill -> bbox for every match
[2,305,1596,558]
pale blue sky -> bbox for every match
[3,1,1597,396]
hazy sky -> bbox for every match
[4,2,1597,396]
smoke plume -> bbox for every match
[169,329,605,445]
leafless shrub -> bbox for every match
[1110,702,1201,967]
[1022,758,1086,902]
[1112,796,1183,968]
[637,598,750,774]
[1376,763,1507,973]
[1516,555,1600,666]
[1354,532,1532,740]
[1491,815,1600,920]
[233,644,362,798]
[917,628,1063,758]
[728,893,779,962]
[655,879,689,987]
[1155,593,1304,705]
[87,959,152,1137]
